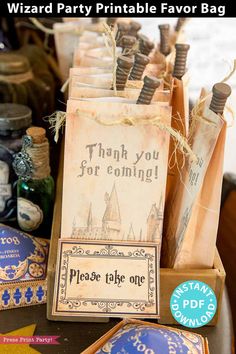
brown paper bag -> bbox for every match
[69,77,170,103]
[79,55,114,68]
[73,42,119,67]
[73,42,102,67]
[174,120,226,268]
[53,22,83,81]
[69,85,171,103]
[164,72,189,205]
[78,43,121,68]
[162,96,225,269]
[70,72,113,88]
[63,18,105,32]
[61,98,172,245]
[70,67,112,76]
[68,68,169,103]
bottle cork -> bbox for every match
[175,18,186,32]
[173,43,190,80]
[159,24,170,56]
[139,34,155,56]
[92,18,100,24]
[137,76,160,105]
[115,22,130,44]
[26,127,46,144]
[129,53,150,81]
[128,21,142,37]
[121,35,137,54]
[107,18,117,28]
[209,83,231,115]
[116,55,134,91]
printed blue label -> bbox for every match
[95,323,206,354]
[0,225,48,283]
[170,280,217,328]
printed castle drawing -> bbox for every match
[71,184,163,242]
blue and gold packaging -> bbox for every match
[0,224,49,310]
[82,319,209,354]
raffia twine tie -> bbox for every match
[26,140,50,179]
[0,70,34,84]
[47,110,197,162]
[102,22,118,95]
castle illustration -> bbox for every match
[71,184,163,242]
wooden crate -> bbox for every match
[47,145,225,325]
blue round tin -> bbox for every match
[96,323,206,354]
[0,224,48,283]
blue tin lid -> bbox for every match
[0,224,49,283]
[96,323,206,354]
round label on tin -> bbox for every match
[17,198,43,231]
[0,225,47,282]
[96,323,206,354]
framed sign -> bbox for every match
[52,240,160,318]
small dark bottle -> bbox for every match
[137,76,160,105]
[13,127,54,238]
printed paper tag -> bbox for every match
[61,100,171,246]
[17,198,43,232]
[53,240,160,318]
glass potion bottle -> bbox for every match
[13,127,54,238]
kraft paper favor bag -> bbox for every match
[79,55,114,68]
[70,67,112,76]
[69,68,113,93]
[69,84,171,103]
[162,94,225,269]
[78,42,121,68]
[73,44,102,67]
[73,41,118,67]
[61,98,172,244]
[174,121,226,268]
[164,72,189,206]
[68,69,169,103]
[53,22,83,81]
[69,68,171,105]
[86,47,122,59]
[70,72,113,88]
[63,17,105,32]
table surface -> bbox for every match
[0,290,233,354]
